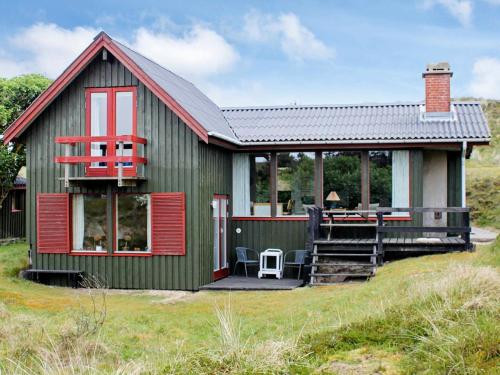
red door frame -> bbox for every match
[213,194,230,280]
[85,87,137,177]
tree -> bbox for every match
[0,74,52,208]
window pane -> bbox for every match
[277,152,315,215]
[369,151,392,209]
[90,92,108,167]
[116,194,149,252]
[251,154,271,216]
[115,92,133,135]
[115,91,133,167]
[73,194,108,251]
[323,151,361,210]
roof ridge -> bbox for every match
[221,100,483,111]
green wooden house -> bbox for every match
[2,32,490,290]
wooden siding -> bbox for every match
[230,220,308,270]
[22,54,231,290]
[0,190,26,239]
[198,143,232,286]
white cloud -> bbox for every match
[470,57,500,98]
[130,26,239,78]
[0,22,239,80]
[243,10,334,61]
[0,23,97,78]
[423,0,473,26]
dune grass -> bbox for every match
[0,240,498,373]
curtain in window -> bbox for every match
[392,150,410,211]
[232,153,251,216]
[72,194,85,250]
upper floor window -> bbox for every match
[86,87,137,176]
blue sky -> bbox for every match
[1,0,499,106]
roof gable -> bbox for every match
[3,32,236,144]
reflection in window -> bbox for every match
[277,152,315,215]
[115,91,133,167]
[233,153,271,216]
[370,151,392,209]
[73,194,108,251]
[250,154,270,216]
[90,92,108,167]
[116,194,150,252]
[323,151,361,210]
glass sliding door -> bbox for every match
[213,195,229,280]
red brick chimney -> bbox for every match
[422,62,453,113]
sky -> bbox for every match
[1,0,499,107]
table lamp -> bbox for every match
[326,191,340,209]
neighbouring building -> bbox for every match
[0,176,26,240]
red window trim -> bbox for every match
[85,86,138,177]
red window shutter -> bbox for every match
[151,193,186,256]
[37,193,70,254]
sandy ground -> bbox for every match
[75,288,198,304]
[471,226,498,243]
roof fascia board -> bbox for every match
[3,33,209,144]
[208,133,489,151]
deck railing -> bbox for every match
[55,135,147,187]
[307,206,472,262]
[375,207,472,258]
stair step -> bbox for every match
[313,253,375,257]
[312,262,374,266]
[311,272,373,277]
[316,247,374,251]
[321,223,378,227]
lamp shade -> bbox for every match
[326,191,340,202]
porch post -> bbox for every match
[361,151,369,213]
[461,141,467,208]
[270,152,277,217]
[314,151,323,208]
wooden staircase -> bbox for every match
[310,240,377,285]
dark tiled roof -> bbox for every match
[221,102,490,144]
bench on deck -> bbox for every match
[24,269,84,288]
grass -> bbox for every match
[0,240,499,373]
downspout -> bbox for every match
[461,141,467,208]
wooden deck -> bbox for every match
[200,276,304,291]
